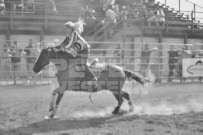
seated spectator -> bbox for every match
[130,8,139,20]
[157,7,165,26]
[25,0,35,13]
[85,6,96,20]
[120,6,128,21]
[47,0,57,15]
[149,0,155,7]
[13,0,25,15]
[144,0,149,5]
[81,6,96,20]
[0,0,5,15]
[103,0,115,11]
[147,9,156,26]
[139,5,147,20]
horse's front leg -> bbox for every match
[48,81,67,119]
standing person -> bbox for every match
[24,39,35,81]
[10,41,21,79]
[105,5,117,37]
[56,18,98,91]
[25,0,35,13]
[0,0,5,15]
[140,43,158,76]
[157,7,165,26]
[2,42,12,80]
[167,45,179,82]
[13,0,25,15]
[47,0,57,15]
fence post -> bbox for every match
[45,0,48,29]
[191,11,194,32]
[13,63,16,85]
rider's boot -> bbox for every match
[86,66,98,92]
[91,77,98,92]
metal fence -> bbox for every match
[0,40,203,85]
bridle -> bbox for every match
[42,48,58,70]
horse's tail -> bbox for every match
[124,70,149,85]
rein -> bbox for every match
[42,48,58,70]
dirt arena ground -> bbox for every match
[0,82,203,135]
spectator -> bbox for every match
[157,7,165,26]
[147,8,156,26]
[10,41,21,79]
[139,5,147,20]
[47,0,57,15]
[120,6,128,20]
[1,42,12,80]
[13,0,25,15]
[25,0,35,13]
[0,0,5,15]
[105,5,117,24]
[86,6,96,20]
[105,5,117,37]
[176,46,192,82]
[114,4,120,18]
[167,45,179,82]
[140,43,158,76]
[24,39,35,80]
[199,51,203,58]
[103,0,115,11]
[149,0,155,7]
[81,6,96,20]
[144,0,149,5]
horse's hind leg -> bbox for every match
[122,92,134,112]
[112,93,124,114]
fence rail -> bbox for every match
[0,41,203,85]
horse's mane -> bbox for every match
[51,46,74,59]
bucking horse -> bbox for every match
[33,46,151,119]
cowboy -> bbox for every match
[56,19,98,90]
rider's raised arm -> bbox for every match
[60,36,69,47]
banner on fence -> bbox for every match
[182,58,203,77]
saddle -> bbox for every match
[89,62,106,79]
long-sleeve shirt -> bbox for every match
[61,31,90,58]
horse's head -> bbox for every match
[33,47,55,73]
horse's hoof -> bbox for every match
[45,115,58,119]
[112,106,120,115]
[49,108,54,112]
[112,110,119,115]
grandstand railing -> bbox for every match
[0,40,203,85]
[1,1,202,34]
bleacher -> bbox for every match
[0,0,202,36]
